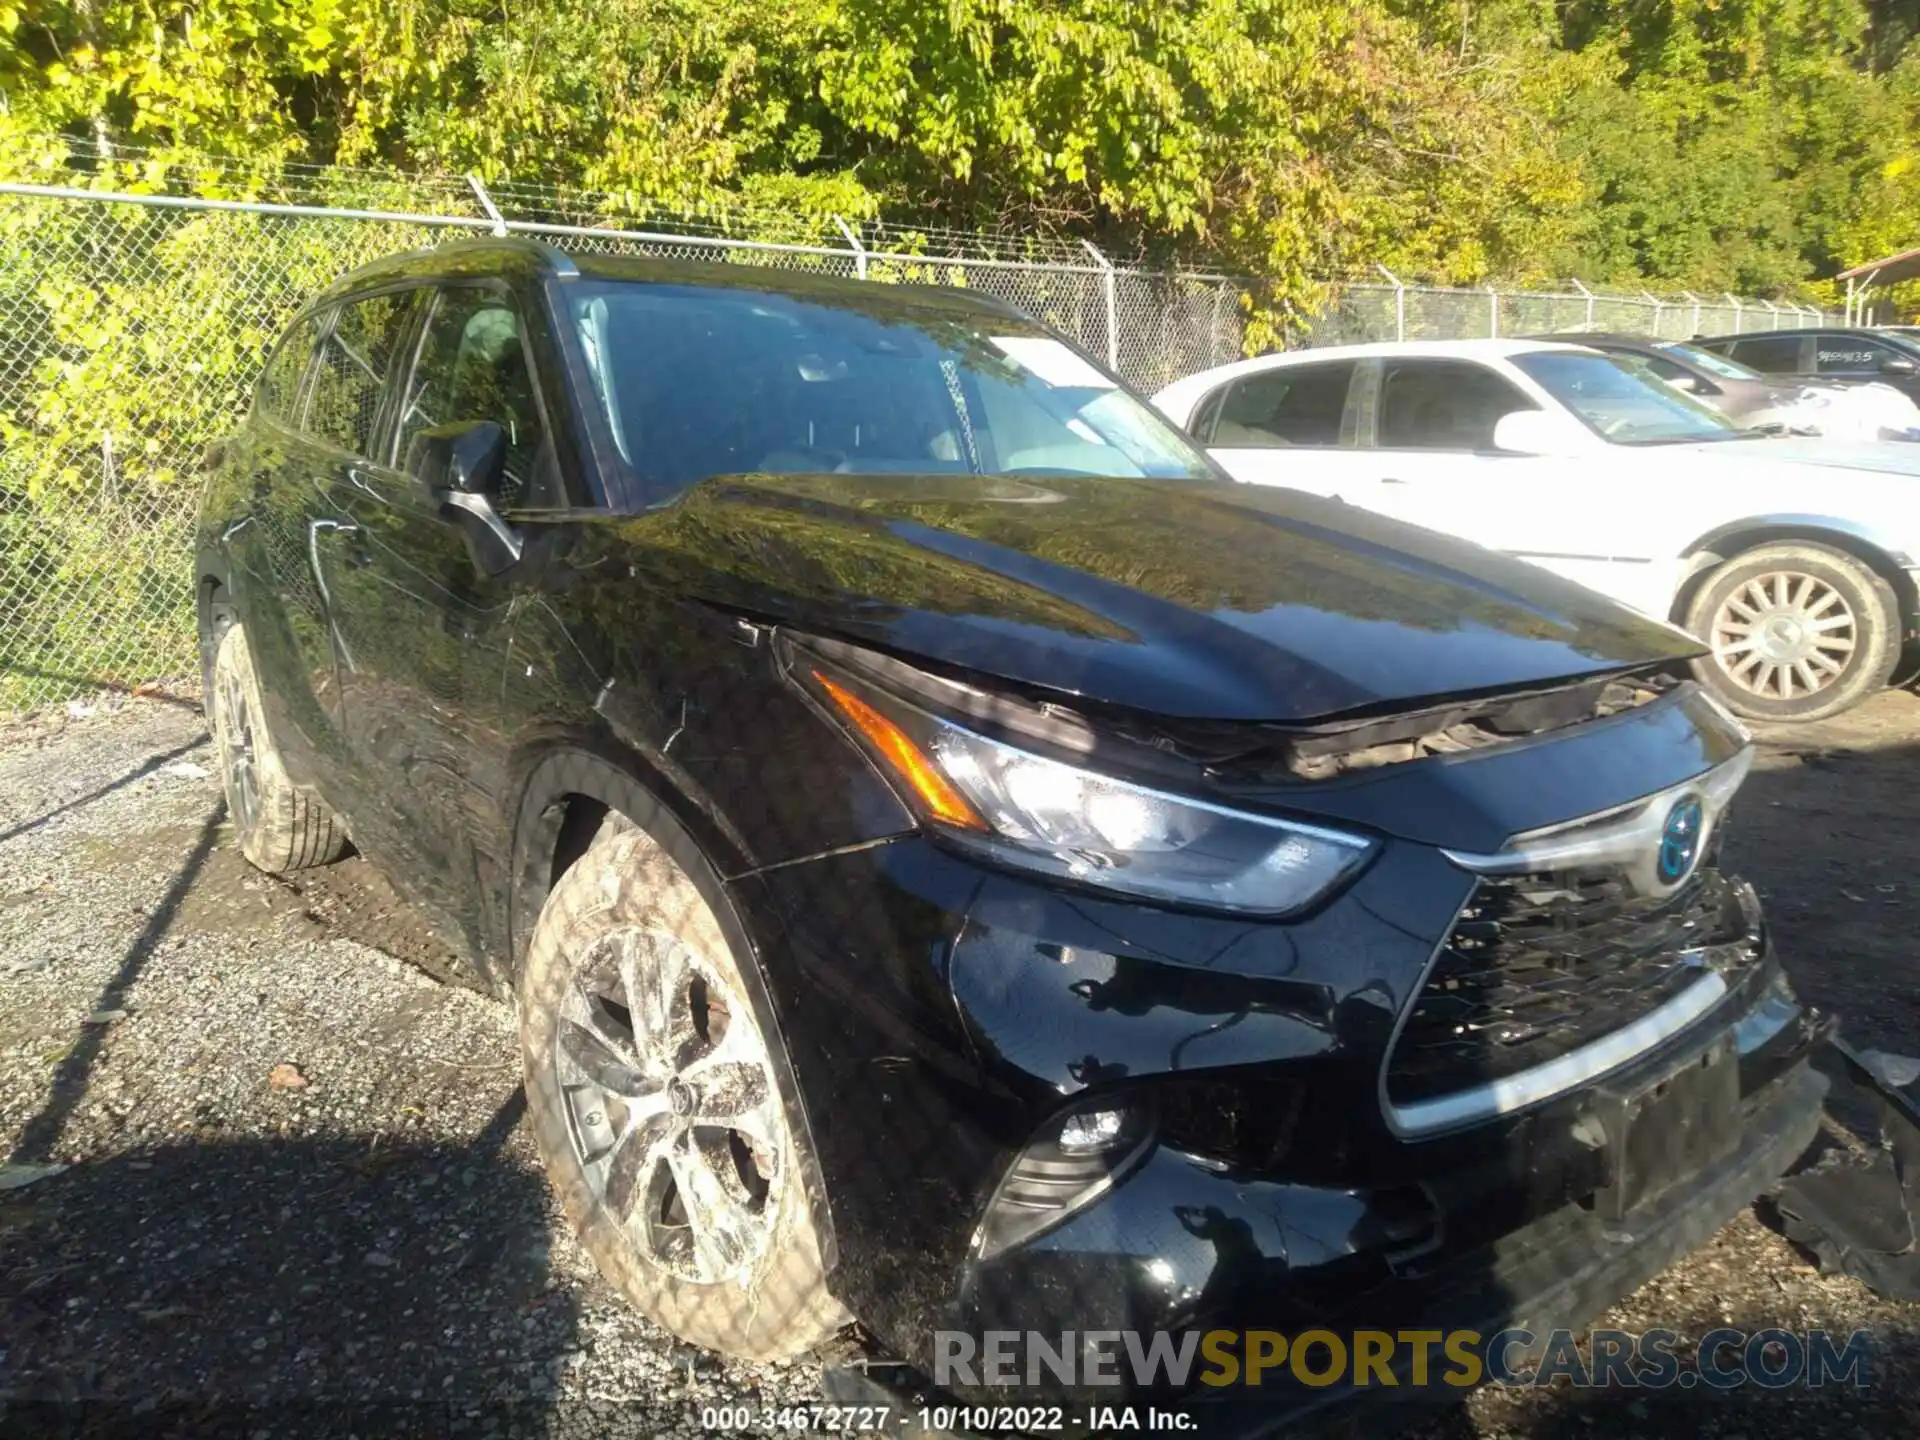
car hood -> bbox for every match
[608,472,1701,722]
[1686,435,1920,474]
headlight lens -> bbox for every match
[811,667,1374,916]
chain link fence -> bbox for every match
[0,176,1253,712]
[1300,278,1830,348]
[0,152,1831,713]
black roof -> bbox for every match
[1692,325,1920,354]
[308,235,1031,324]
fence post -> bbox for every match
[1726,294,1744,333]
[1377,264,1406,342]
[831,216,868,279]
[1639,290,1664,337]
[1487,284,1499,338]
[466,175,508,237]
[1569,278,1595,329]
[1680,291,1702,337]
[1082,240,1119,371]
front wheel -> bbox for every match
[519,813,847,1361]
[1684,542,1900,723]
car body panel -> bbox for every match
[195,242,1831,1417]
[581,469,1701,723]
[1531,331,1872,431]
[1153,341,1920,623]
[1694,326,1920,404]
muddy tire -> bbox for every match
[519,813,846,1361]
[1684,542,1900,723]
[208,620,349,873]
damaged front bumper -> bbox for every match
[826,1014,1828,1435]
[736,680,1831,1432]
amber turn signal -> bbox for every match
[813,672,987,831]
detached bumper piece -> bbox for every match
[1775,1037,1920,1302]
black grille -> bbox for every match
[1385,864,1750,1105]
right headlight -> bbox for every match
[806,666,1375,917]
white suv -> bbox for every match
[1154,339,1920,721]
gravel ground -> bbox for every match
[2,689,1917,1439]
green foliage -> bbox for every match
[0,191,436,707]
[2,0,1918,705]
[18,0,1910,303]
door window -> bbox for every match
[397,288,548,508]
[1208,363,1355,447]
[1815,336,1905,374]
[304,291,417,456]
[1188,386,1228,443]
[1376,360,1535,451]
[1726,335,1807,373]
[254,317,321,424]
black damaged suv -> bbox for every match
[196,239,1829,1430]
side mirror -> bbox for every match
[1880,356,1918,377]
[404,419,508,496]
[1490,408,1586,456]
[405,420,520,575]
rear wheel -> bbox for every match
[208,620,349,872]
[519,813,846,1361]
[1684,542,1899,722]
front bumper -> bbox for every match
[733,682,1825,1428]
[826,1042,1827,1436]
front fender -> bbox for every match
[1683,513,1920,568]
[504,745,842,1275]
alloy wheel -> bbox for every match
[1708,570,1858,702]
[554,926,785,1284]
[215,656,261,835]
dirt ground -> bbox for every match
[1,686,1917,1438]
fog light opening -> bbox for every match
[970,1099,1154,1262]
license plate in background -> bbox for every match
[1593,1032,1740,1220]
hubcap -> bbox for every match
[215,658,260,834]
[555,927,784,1284]
[1709,571,1857,702]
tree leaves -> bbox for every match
[0,1,1915,312]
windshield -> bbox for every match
[1657,341,1763,382]
[568,282,1213,495]
[1511,351,1742,445]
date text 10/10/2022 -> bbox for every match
[700,1406,1196,1432]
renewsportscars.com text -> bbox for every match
[934,1327,1875,1392]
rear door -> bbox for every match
[219,313,348,783]
[1193,360,1376,498]
[322,279,560,958]
[1812,332,1920,402]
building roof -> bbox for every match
[1837,245,1920,286]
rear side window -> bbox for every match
[1816,337,1902,373]
[1208,363,1355,448]
[305,291,417,456]
[1377,360,1535,451]
[1726,335,1807,373]
[254,318,320,423]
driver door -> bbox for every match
[1356,356,1672,614]
[322,282,556,957]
